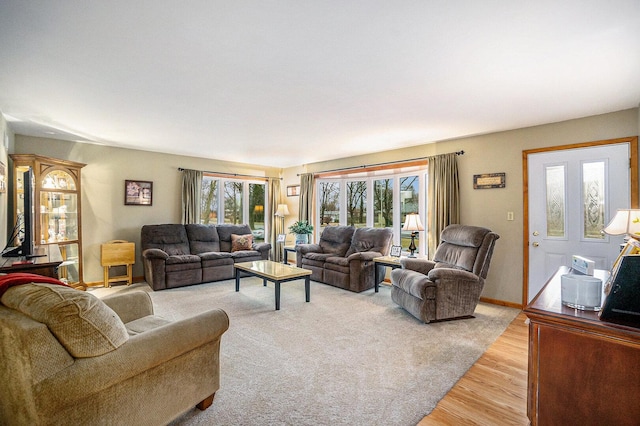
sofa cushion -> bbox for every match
[198,251,233,261]
[345,227,393,256]
[185,224,221,254]
[433,225,491,272]
[318,226,355,256]
[217,224,253,252]
[125,315,172,336]
[1,283,129,358]
[141,224,191,255]
[231,233,253,252]
[304,252,334,262]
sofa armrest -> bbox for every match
[296,243,321,255]
[346,251,382,262]
[253,242,271,260]
[101,291,154,323]
[253,242,272,253]
[401,258,436,275]
[37,308,230,405]
[142,248,169,260]
[428,267,479,284]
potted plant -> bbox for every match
[289,220,313,244]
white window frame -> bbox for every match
[315,168,428,256]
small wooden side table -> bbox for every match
[100,240,135,288]
[283,246,296,264]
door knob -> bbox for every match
[533,231,539,236]
[532,242,540,247]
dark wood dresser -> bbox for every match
[0,244,63,278]
[524,266,640,425]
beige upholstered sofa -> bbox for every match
[0,278,229,425]
[390,224,499,323]
[296,225,393,292]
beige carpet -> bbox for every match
[92,279,519,426]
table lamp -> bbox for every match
[603,209,640,291]
[402,213,424,257]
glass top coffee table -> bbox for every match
[234,260,312,310]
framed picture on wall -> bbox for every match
[125,180,153,206]
[287,185,300,196]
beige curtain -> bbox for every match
[181,169,203,224]
[269,178,283,262]
[427,153,460,256]
[299,173,314,223]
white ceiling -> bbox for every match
[1,1,639,168]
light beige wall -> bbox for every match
[13,136,280,284]
[282,108,640,305]
[11,108,639,302]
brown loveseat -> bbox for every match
[295,225,393,292]
[0,279,229,425]
[141,224,271,291]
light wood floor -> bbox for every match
[418,312,530,426]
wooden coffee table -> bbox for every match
[234,260,312,310]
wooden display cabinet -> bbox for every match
[10,154,86,286]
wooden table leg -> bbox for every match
[235,269,241,292]
[275,281,281,310]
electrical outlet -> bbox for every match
[507,211,514,221]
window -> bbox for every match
[400,175,420,251]
[200,175,267,242]
[316,166,427,255]
[346,180,367,227]
[374,178,393,228]
[318,181,340,234]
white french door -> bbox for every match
[526,143,631,303]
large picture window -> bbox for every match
[200,175,267,242]
[316,166,427,255]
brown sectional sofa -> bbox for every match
[295,225,393,292]
[141,223,271,290]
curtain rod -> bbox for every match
[177,167,281,180]
[297,150,464,176]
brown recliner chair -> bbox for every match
[390,224,499,323]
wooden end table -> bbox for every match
[372,255,402,292]
[234,260,312,310]
[283,245,296,264]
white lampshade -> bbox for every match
[275,204,290,217]
[402,213,424,231]
[603,209,640,236]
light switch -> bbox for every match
[507,211,514,221]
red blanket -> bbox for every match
[0,273,69,298]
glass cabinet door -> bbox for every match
[40,170,81,284]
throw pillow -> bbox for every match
[1,283,129,358]
[231,233,253,252]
